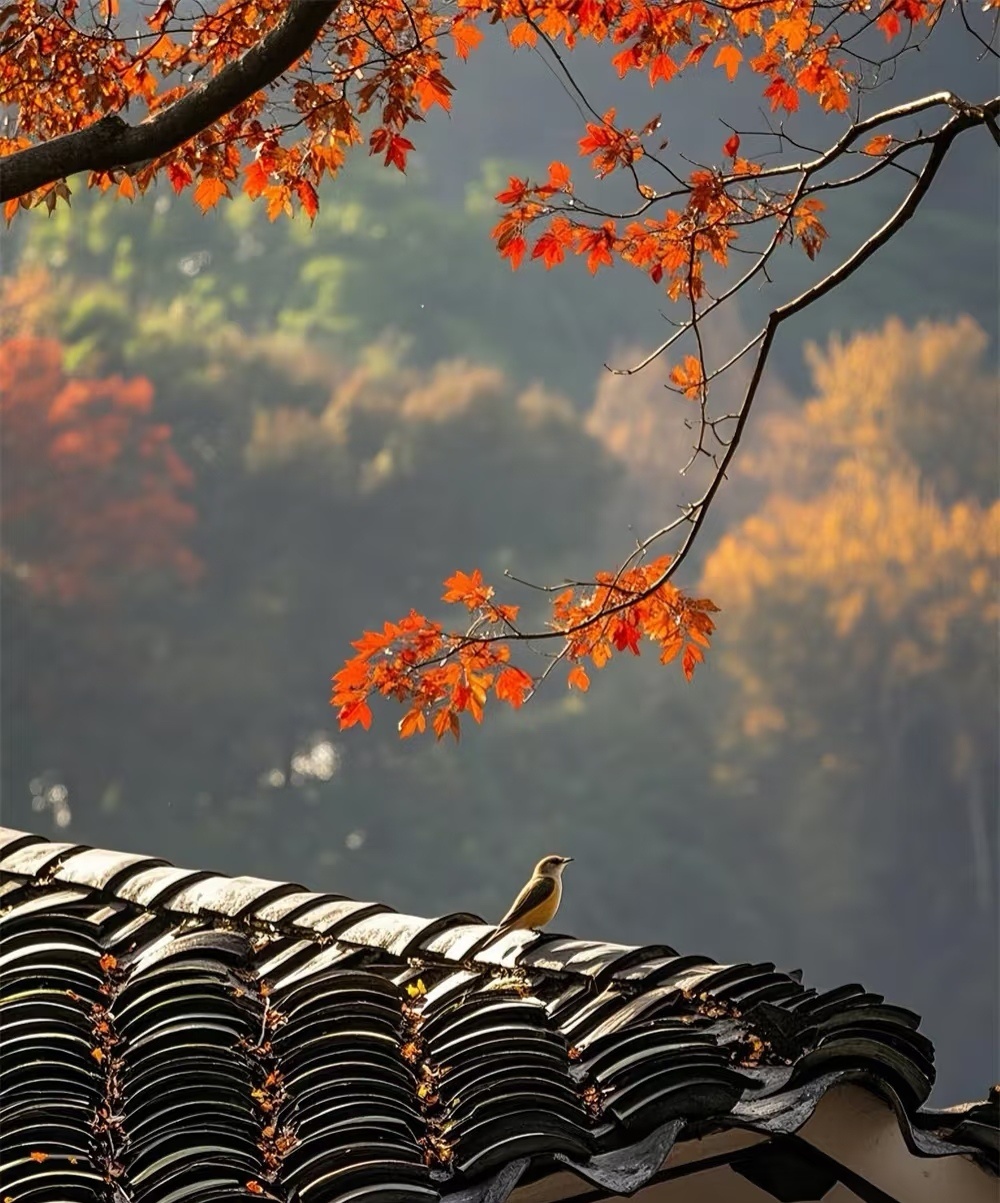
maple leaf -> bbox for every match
[531,218,574,269]
[452,21,484,59]
[498,232,527,270]
[265,184,293,222]
[546,161,572,192]
[294,179,319,222]
[682,642,704,680]
[244,159,271,201]
[714,45,742,82]
[167,163,193,195]
[862,133,893,156]
[496,176,529,206]
[567,664,590,692]
[414,70,454,113]
[495,666,533,708]
[723,132,740,158]
[193,177,228,212]
[683,43,711,69]
[399,708,426,738]
[339,699,373,731]
[432,706,461,742]
[442,568,493,609]
[670,355,705,399]
[574,222,617,274]
[149,0,174,30]
[649,54,677,86]
[370,129,415,173]
[876,8,902,38]
[578,109,632,177]
[792,197,827,260]
[762,76,799,114]
[611,45,641,77]
[509,21,537,48]
[612,618,641,654]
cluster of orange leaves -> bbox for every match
[490,122,831,304]
[333,560,718,739]
[2,0,485,222]
[0,335,199,602]
[481,0,948,303]
[3,0,942,224]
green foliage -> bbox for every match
[18,161,654,403]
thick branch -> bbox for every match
[0,0,339,202]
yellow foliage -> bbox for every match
[704,463,999,653]
[245,348,578,488]
[741,315,997,505]
[702,316,998,738]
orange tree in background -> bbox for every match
[4,0,997,736]
[0,334,199,602]
[700,315,998,909]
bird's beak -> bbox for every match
[561,856,574,864]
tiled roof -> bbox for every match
[1,825,996,1203]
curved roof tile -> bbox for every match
[0,825,995,1203]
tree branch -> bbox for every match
[407,94,999,658]
[0,0,339,202]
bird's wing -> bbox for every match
[496,875,554,931]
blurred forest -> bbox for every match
[2,16,997,1105]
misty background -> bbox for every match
[2,8,997,1106]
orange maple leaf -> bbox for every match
[670,355,704,399]
[531,218,574,269]
[682,643,705,680]
[714,44,742,81]
[862,133,893,156]
[339,699,373,731]
[244,159,271,201]
[193,177,228,212]
[399,708,426,738]
[452,21,484,58]
[496,176,528,205]
[546,161,572,192]
[567,664,590,692]
[495,666,534,708]
[442,568,493,609]
[294,179,319,222]
[762,76,799,113]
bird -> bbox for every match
[494,854,573,938]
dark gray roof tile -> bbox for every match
[518,937,633,976]
[0,824,995,1201]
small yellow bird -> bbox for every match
[494,854,573,938]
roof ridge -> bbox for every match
[0,825,716,985]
